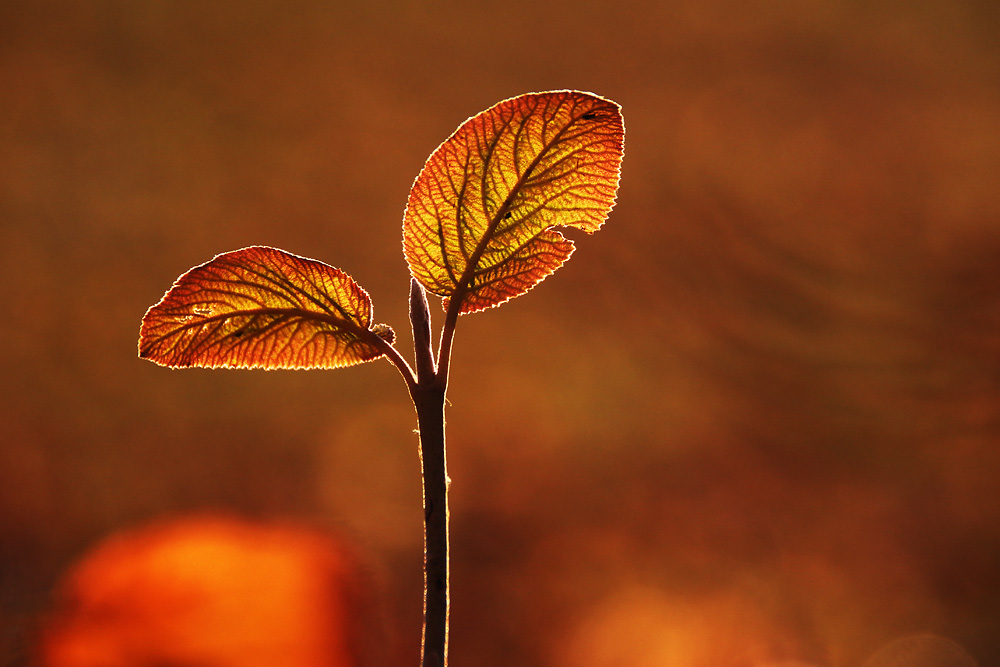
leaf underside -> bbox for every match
[403,90,625,314]
[138,246,392,370]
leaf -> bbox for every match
[403,90,624,314]
[138,246,393,370]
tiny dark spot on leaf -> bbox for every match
[582,112,599,120]
[503,212,512,220]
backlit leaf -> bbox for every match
[139,246,392,370]
[403,90,624,314]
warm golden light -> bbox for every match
[3,0,999,664]
[554,587,799,667]
[38,515,376,667]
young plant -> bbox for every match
[138,90,625,666]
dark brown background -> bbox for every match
[2,0,999,665]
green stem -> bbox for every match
[409,280,450,667]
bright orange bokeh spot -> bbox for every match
[554,586,802,667]
[39,515,378,667]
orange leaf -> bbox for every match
[403,90,624,314]
[138,246,393,370]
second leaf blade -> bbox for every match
[403,90,625,314]
[138,246,391,370]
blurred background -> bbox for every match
[2,0,999,665]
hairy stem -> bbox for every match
[410,280,450,667]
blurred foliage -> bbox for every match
[2,0,999,665]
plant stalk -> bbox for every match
[410,280,450,667]
[414,384,448,667]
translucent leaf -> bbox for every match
[403,90,624,314]
[138,246,393,370]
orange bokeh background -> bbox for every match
[38,515,380,667]
[2,0,998,665]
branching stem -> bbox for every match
[409,280,451,667]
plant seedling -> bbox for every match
[138,90,625,667]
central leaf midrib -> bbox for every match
[232,259,361,325]
[148,306,372,349]
[452,105,587,308]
